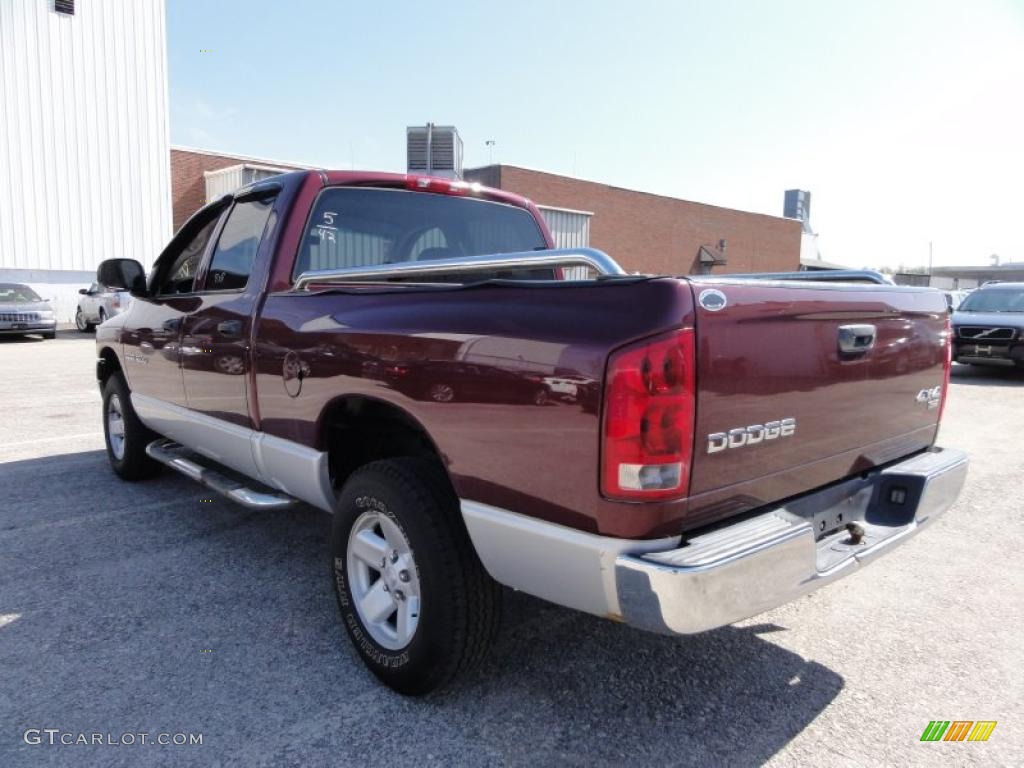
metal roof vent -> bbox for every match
[406,124,463,179]
[784,189,813,234]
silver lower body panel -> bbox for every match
[131,394,334,512]
[461,447,968,635]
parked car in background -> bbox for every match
[0,283,57,339]
[76,282,131,332]
[942,289,971,311]
[951,282,1024,369]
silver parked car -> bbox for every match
[0,283,57,339]
[76,282,131,332]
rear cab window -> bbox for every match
[293,188,547,278]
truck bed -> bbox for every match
[253,275,949,538]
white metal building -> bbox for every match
[0,0,172,321]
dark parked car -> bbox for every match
[0,283,57,339]
[951,282,1024,369]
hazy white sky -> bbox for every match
[167,0,1024,269]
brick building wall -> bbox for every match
[170,147,309,233]
[464,165,800,275]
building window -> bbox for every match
[54,0,74,15]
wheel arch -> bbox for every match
[318,394,454,496]
[96,345,123,388]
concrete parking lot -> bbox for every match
[1,331,1021,767]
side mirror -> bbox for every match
[97,259,147,297]
[78,288,88,295]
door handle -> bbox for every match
[838,324,876,354]
[217,319,244,337]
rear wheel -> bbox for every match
[102,373,161,480]
[427,382,455,403]
[329,458,501,695]
[75,307,93,332]
[42,330,56,340]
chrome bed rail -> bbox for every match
[293,247,627,290]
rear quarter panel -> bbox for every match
[253,278,695,538]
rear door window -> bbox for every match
[204,198,275,291]
[295,188,546,277]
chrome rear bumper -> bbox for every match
[615,447,969,634]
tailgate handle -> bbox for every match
[838,324,876,354]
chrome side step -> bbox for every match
[145,439,298,511]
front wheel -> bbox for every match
[102,373,161,480]
[329,458,501,695]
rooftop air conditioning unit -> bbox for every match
[407,124,463,179]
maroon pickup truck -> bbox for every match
[94,170,968,694]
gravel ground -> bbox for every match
[0,331,1021,767]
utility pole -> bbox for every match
[485,140,496,165]
[928,241,933,275]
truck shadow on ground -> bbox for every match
[0,449,843,768]
[451,594,842,766]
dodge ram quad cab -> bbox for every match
[94,170,968,694]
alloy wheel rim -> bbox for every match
[346,511,421,650]
[430,383,454,402]
[76,309,86,330]
[107,394,126,460]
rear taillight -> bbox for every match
[939,314,952,420]
[601,328,696,500]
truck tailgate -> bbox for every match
[685,279,949,528]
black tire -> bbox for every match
[330,458,501,695]
[75,307,94,332]
[42,331,56,340]
[102,373,161,480]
